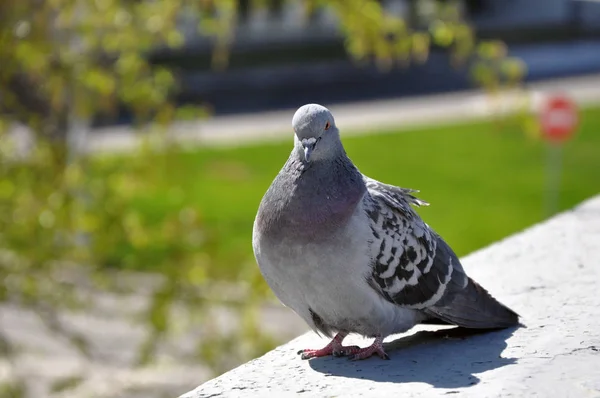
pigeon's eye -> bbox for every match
[325,121,331,131]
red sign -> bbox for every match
[540,94,578,143]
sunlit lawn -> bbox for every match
[105,105,600,275]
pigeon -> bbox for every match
[252,104,519,361]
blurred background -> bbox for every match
[1,0,599,397]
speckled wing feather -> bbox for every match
[364,177,518,328]
[364,177,466,311]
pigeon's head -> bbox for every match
[292,104,341,162]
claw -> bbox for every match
[297,335,389,361]
[296,333,361,360]
[333,345,360,357]
[347,337,388,361]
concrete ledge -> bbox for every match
[181,195,600,398]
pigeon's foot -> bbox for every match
[348,336,389,361]
[297,333,360,360]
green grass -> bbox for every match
[105,106,600,275]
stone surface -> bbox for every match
[181,195,600,398]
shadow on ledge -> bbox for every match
[307,326,519,389]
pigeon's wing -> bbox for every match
[363,177,429,209]
[363,177,462,310]
[363,177,519,328]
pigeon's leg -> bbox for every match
[348,336,389,361]
[297,332,361,359]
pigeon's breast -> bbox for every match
[253,202,423,337]
[255,160,367,243]
[259,194,363,241]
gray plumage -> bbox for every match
[253,104,518,352]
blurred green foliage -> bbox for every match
[0,0,533,395]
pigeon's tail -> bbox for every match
[425,277,519,329]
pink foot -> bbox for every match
[348,336,390,361]
[297,333,360,360]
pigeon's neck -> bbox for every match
[256,151,366,242]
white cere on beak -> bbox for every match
[301,137,318,162]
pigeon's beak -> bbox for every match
[301,138,318,162]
